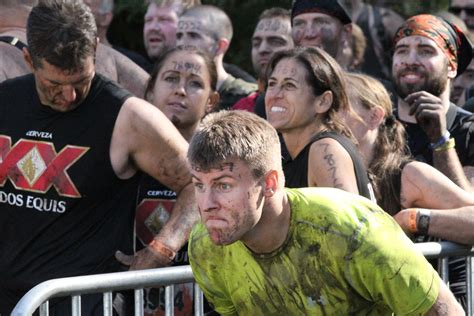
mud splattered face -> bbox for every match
[191,159,265,245]
[291,12,343,58]
[392,36,450,99]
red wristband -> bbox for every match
[407,208,418,234]
[148,239,176,261]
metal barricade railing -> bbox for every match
[12,242,474,316]
[11,266,201,316]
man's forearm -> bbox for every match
[429,207,474,245]
[153,183,199,252]
[433,148,472,192]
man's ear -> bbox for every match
[447,65,457,79]
[206,91,220,113]
[23,47,35,72]
[340,23,352,44]
[214,38,230,57]
[367,105,385,130]
[314,90,333,114]
[263,170,278,197]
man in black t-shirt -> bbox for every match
[391,13,474,310]
[392,14,474,191]
[0,0,150,99]
[0,0,197,314]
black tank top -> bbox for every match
[283,131,374,201]
[0,74,138,311]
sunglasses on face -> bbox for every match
[449,6,474,15]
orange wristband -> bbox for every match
[148,239,176,261]
[407,208,418,234]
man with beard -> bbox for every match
[392,14,474,310]
[392,14,474,192]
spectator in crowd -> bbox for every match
[176,5,257,110]
[251,8,294,88]
[450,0,474,34]
[0,0,32,80]
[265,47,374,200]
[344,72,474,245]
[0,0,198,313]
[84,0,114,46]
[452,57,474,107]
[0,0,150,98]
[392,14,474,192]
[143,0,199,72]
[340,0,404,81]
[187,110,464,315]
[435,11,474,108]
[290,0,352,65]
[135,46,218,315]
[338,22,367,72]
[232,7,294,115]
[392,14,474,308]
[84,0,150,70]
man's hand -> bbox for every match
[393,209,415,236]
[115,247,172,270]
[405,91,447,143]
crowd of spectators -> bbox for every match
[1,0,474,315]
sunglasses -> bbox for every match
[449,6,474,15]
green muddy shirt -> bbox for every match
[189,187,439,315]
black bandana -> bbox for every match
[291,0,352,25]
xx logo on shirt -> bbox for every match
[0,135,88,198]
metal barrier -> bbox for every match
[12,242,474,316]
[11,266,201,316]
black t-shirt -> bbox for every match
[135,174,188,264]
[0,74,139,312]
[135,175,200,315]
[402,103,474,166]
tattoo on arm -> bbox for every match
[319,143,343,189]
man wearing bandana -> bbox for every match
[392,13,474,310]
[392,14,474,190]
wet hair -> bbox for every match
[188,110,282,180]
[266,46,354,139]
[346,73,411,215]
[27,0,97,71]
[181,5,233,41]
[145,46,217,102]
